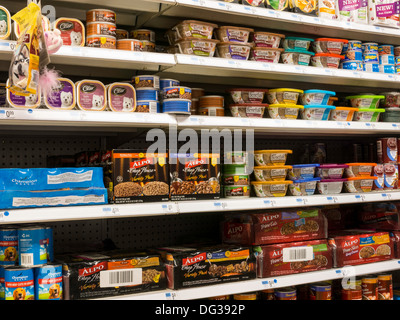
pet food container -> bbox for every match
[136,100,160,113]
[162,99,191,114]
[317,179,346,194]
[281,49,314,66]
[381,92,400,108]
[229,103,268,118]
[160,79,180,90]
[300,90,336,105]
[267,88,303,105]
[224,151,249,165]
[317,164,348,179]
[116,39,142,51]
[312,38,348,54]
[288,177,320,196]
[133,75,160,89]
[227,88,268,104]
[329,107,357,121]
[282,37,314,51]
[345,163,377,178]
[162,86,192,100]
[223,164,251,175]
[353,108,385,122]
[266,104,303,119]
[250,31,285,48]
[136,88,159,101]
[362,42,378,54]
[254,150,292,166]
[340,60,364,71]
[364,62,379,73]
[130,29,156,42]
[249,47,283,63]
[173,20,218,40]
[251,180,292,197]
[346,95,385,109]
[216,42,253,60]
[379,44,394,55]
[253,165,293,181]
[342,49,362,62]
[328,97,338,106]
[223,185,251,198]
[215,26,254,43]
[222,173,250,185]
[381,108,400,122]
[344,176,377,193]
[86,9,116,24]
[300,105,335,120]
[311,53,343,68]
[176,37,220,57]
[288,164,320,180]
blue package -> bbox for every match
[341,60,363,71]
[364,62,380,73]
[0,188,108,209]
[343,49,362,62]
[162,99,191,114]
[136,88,158,101]
[288,164,320,180]
[160,79,180,90]
[0,167,104,191]
[136,100,160,113]
[301,90,336,106]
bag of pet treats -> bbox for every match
[8,2,43,96]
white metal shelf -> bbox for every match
[92,259,400,300]
[1,191,399,224]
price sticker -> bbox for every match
[264,199,276,207]
[103,207,120,216]
[0,109,15,119]
[214,202,228,210]
[162,204,175,213]
[381,193,392,200]
[0,211,10,221]
[296,198,308,205]
[262,279,278,289]
[165,292,177,300]
[355,194,366,202]
[327,196,339,203]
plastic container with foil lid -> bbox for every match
[254,150,293,166]
[216,42,253,60]
[249,47,283,63]
[329,107,357,121]
[43,78,76,110]
[344,176,377,193]
[282,37,314,51]
[250,31,285,48]
[86,21,117,38]
[288,164,320,180]
[300,89,336,105]
[54,18,85,46]
[253,165,293,181]
[346,95,385,109]
[86,35,116,49]
[227,88,268,104]
[267,88,303,105]
[6,80,41,109]
[345,163,377,178]
[130,29,156,42]
[381,108,400,122]
[264,0,290,10]
[86,8,116,24]
[281,49,314,65]
[381,92,400,108]
[312,38,348,54]
[176,37,220,57]
[353,108,385,122]
[116,39,142,51]
[229,103,267,118]
[76,80,107,111]
[173,20,218,40]
[223,185,251,198]
[288,177,320,196]
[317,164,348,179]
[251,180,292,197]
[300,105,335,121]
[267,104,303,119]
[107,82,136,112]
[0,6,11,40]
[215,26,254,43]
[317,179,346,194]
[311,53,343,68]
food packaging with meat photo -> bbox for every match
[368,0,400,28]
[169,152,220,201]
[358,202,400,230]
[254,239,332,278]
[328,230,394,267]
[110,150,169,203]
[221,208,328,246]
[336,0,368,23]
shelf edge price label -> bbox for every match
[355,194,365,202]
[264,199,276,207]
[326,196,338,203]
[381,193,392,200]
[0,109,15,119]
[214,202,228,210]
[162,204,175,213]
[165,292,177,300]
[262,279,278,289]
[0,211,10,221]
[103,207,120,216]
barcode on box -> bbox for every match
[100,269,142,288]
[282,246,313,262]
[20,253,34,266]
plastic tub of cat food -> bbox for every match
[381,92,400,108]
[227,88,269,104]
[288,177,320,196]
[216,42,253,60]
[250,31,285,48]
[300,105,335,120]
[267,104,304,119]
[300,90,336,105]
[312,38,348,54]
[173,20,218,40]
[328,96,338,106]
[281,49,314,66]
[288,164,320,180]
[283,36,314,51]
[251,180,292,197]
[176,37,220,57]
[381,108,400,122]
[267,88,303,105]
[311,53,343,68]
[254,150,293,166]
[317,164,348,179]
[344,176,377,193]
[346,95,385,109]
[353,108,385,122]
[345,163,377,178]
[229,103,268,118]
[249,47,283,63]
[253,165,293,181]
[215,26,254,43]
[317,179,346,194]
[329,107,357,121]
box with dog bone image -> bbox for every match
[110,150,169,203]
[169,152,220,201]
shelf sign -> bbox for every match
[262,279,278,288]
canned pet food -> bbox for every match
[133,75,160,89]
[0,6,11,40]
[54,18,85,46]
[379,45,394,55]
[198,106,225,116]
[136,88,159,101]
[362,42,378,54]
[362,275,378,300]
[115,29,128,40]
[86,9,116,24]
[130,29,156,42]
[86,35,116,49]
[87,21,116,37]
[116,39,142,51]
[342,285,362,300]
[233,293,257,300]
[309,282,332,300]
[4,267,34,300]
[34,265,63,300]
[363,52,379,63]
[107,82,136,112]
[378,274,393,300]
[163,86,192,100]
[18,226,47,267]
[223,185,250,198]
[160,79,180,90]
[140,40,156,52]
[379,54,395,65]
[275,287,296,300]
[43,78,76,110]
[136,100,160,113]
[162,99,191,114]
[76,80,107,111]
[0,227,18,266]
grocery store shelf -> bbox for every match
[92,259,400,300]
[2,191,399,224]
[149,0,400,45]
[176,115,400,136]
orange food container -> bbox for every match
[86,21,116,38]
[117,39,142,51]
[345,163,377,177]
[329,106,358,121]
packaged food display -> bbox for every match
[251,180,292,197]
[86,9,116,24]
[176,37,220,56]
[43,78,76,110]
[216,42,253,60]
[288,177,320,196]
[107,82,137,112]
[266,104,304,119]
[317,178,346,194]
[250,31,285,48]
[281,49,314,65]
[289,0,317,15]
[283,37,314,51]
[344,176,377,192]
[227,88,268,104]
[254,149,293,166]
[0,6,11,40]
[345,163,376,177]
[249,47,283,62]
[311,53,343,68]
[173,20,218,41]
[288,164,320,180]
[54,18,85,46]
[130,29,156,42]
[346,94,385,108]
[368,0,400,28]
[300,105,335,120]
[215,26,254,43]
[253,165,292,181]
[329,107,358,121]
[353,108,385,122]
[317,164,348,179]
[264,0,290,10]
[267,88,303,105]
[76,80,107,111]
[313,38,348,55]
[336,0,368,24]
[300,90,336,105]
[229,103,268,117]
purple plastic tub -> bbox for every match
[316,164,349,179]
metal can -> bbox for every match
[0,226,18,266]
[275,287,296,300]
[18,226,47,267]
[342,285,362,300]
[4,266,34,300]
[233,292,257,300]
[34,264,63,300]
[309,282,332,300]
[260,289,276,300]
[362,275,378,300]
[378,274,393,300]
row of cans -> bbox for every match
[0,225,54,267]
[341,41,400,74]
[0,264,62,300]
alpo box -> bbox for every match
[110,150,169,203]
